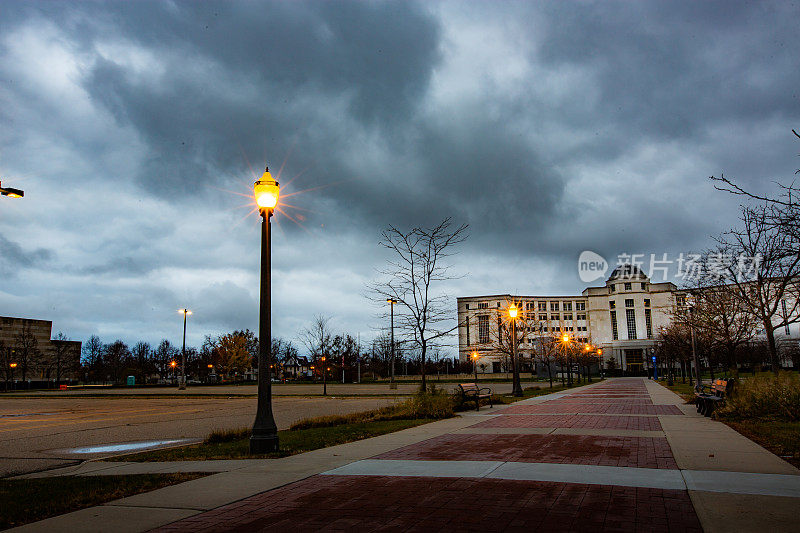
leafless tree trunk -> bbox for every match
[369,217,468,392]
[300,315,333,394]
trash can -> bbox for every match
[126,375,136,386]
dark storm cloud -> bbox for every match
[0,235,52,276]
[77,0,442,198]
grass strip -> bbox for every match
[722,419,800,469]
[0,473,205,530]
[110,418,432,461]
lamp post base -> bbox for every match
[250,432,279,454]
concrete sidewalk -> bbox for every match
[10,379,800,532]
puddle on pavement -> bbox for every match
[63,439,193,455]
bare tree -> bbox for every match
[369,217,468,392]
[51,332,75,385]
[300,315,333,393]
[715,204,800,374]
[132,341,151,384]
[14,323,40,382]
[82,335,103,381]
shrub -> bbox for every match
[289,389,454,430]
[205,427,250,444]
[716,372,800,421]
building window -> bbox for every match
[551,314,560,321]
[625,298,634,308]
[626,309,637,340]
[550,302,559,312]
[645,309,653,339]
[644,298,650,307]
[563,313,573,321]
[611,311,618,340]
[563,302,572,311]
[539,314,547,321]
[538,302,547,312]
[641,283,647,290]
[478,315,489,344]
[624,282,632,291]
[609,301,616,309]
[609,284,615,292]
[676,295,686,307]
[477,302,488,309]
[465,317,470,345]
[576,302,586,311]
[577,314,586,321]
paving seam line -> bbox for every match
[320,459,800,498]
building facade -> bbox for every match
[0,316,82,381]
[457,265,684,373]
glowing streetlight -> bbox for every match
[320,356,327,396]
[251,167,280,454]
[178,309,192,390]
[0,181,24,198]
[471,351,479,382]
[507,303,523,397]
[387,298,398,390]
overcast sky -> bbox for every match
[1,1,798,355]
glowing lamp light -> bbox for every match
[508,304,518,319]
[9,363,17,368]
[254,167,280,211]
[597,349,603,356]
[178,309,192,316]
[561,334,570,343]
[207,364,213,369]
[471,351,479,360]
[170,361,177,368]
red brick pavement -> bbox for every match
[502,404,683,415]
[374,434,677,469]
[150,475,701,533]
[470,414,663,431]
[543,398,654,405]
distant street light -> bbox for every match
[597,348,604,379]
[170,360,177,381]
[9,362,17,392]
[387,298,397,390]
[0,181,24,198]
[178,309,192,390]
[507,303,523,396]
[250,167,280,454]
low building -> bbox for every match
[0,316,82,381]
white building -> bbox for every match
[457,265,684,373]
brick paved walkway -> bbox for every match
[149,379,702,533]
[471,414,663,431]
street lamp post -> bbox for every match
[387,299,397,390]
[561,334,572,386]
[689,302,702,393]
[597,348,604,380]
[9,362,17,392]
[178,309,191,390]
[508,304,523,397]
[170,360,177,382]
[250,167,280,454]
[471,351,479,382]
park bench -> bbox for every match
[458,383,493,411]
[695,378,734,417]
